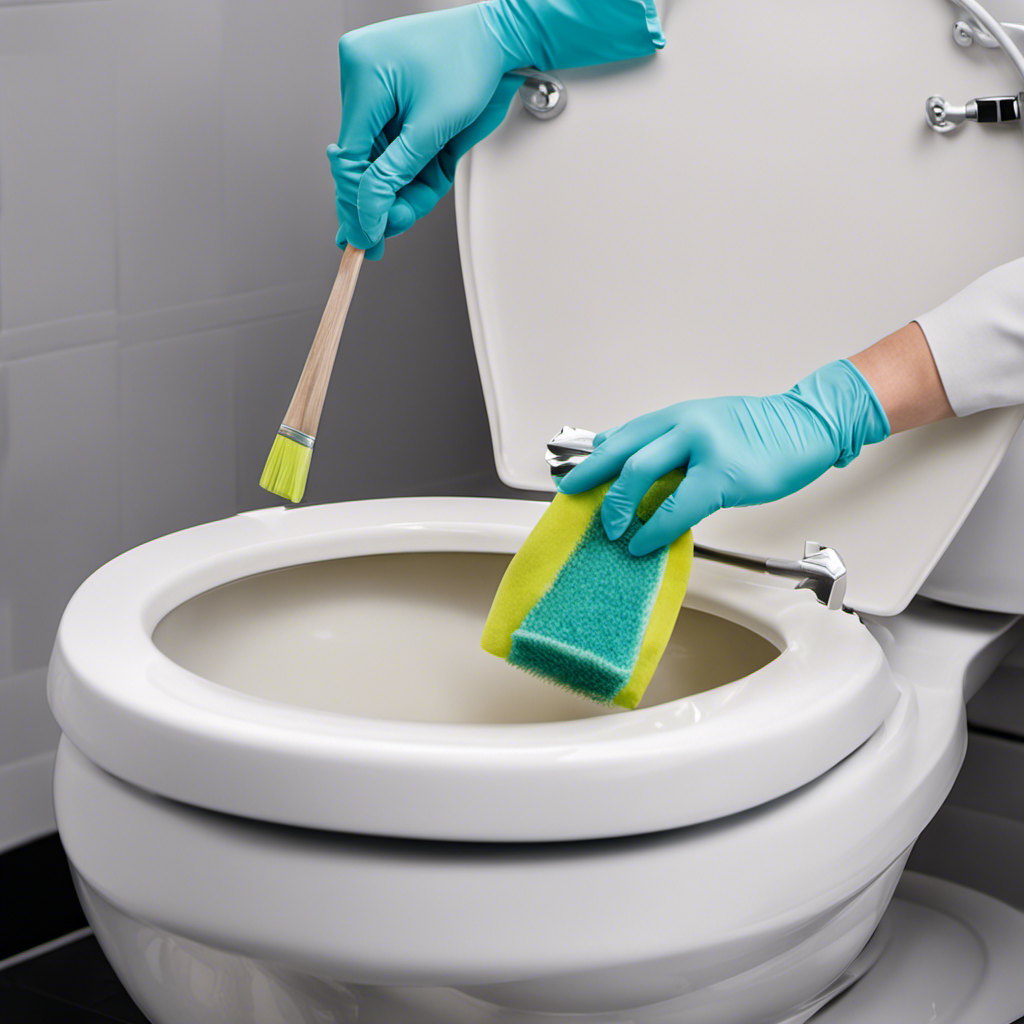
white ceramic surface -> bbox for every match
[48,497,898,841]
[813,873,1024,1024]
[69,858,903,1024]
[150,551,781,725]
[923,424,1024,613]
[455,0,1024,617]
[73,870,1024,1024]
[53,597,1023,1022]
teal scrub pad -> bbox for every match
[481,473,693,709]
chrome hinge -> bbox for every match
[546,427,848,611]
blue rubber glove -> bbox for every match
[328,1,665,260]
[557,359,891,556]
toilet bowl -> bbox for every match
[48,498,900,843]
[46,497,1024,1023]
[47,0,1024,1020]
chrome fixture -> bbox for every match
[514,68,567,120]
[953,17,1000,47]
[701,540,848,613]
[546,426,848,611]
[926,92,1023,132]
[927,0,1024,131]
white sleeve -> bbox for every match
[915,256,1024,417]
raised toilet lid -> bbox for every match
[456,0,1024,617]
[48,497,897,842]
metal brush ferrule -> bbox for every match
[278,424,315,449]
[546,426,848,610]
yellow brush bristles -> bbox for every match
[259,433,313,503]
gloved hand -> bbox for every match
[328,0,665,260]
[557,358,891,556]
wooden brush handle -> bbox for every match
[281,245,365,438]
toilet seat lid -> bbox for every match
[455,0,1024,617]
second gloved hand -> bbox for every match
[328,0,665,259]
[557,359,890,556]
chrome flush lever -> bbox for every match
[546,426,849,611]
[926,92,1024,132]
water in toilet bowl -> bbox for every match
[151,551,780,725]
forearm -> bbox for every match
[848,321,953,434]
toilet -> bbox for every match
[45,1,1024,1022]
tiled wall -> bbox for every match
[0,0,499,852]
[909,639,1024,910]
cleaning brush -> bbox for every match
[260,245,365,502]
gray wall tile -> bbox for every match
[119,330,236,550]
[0,2,117,335]
[311,198,495,499]
[219,0,345,296]
[113,0,225,314]
[910,727,1024,908]
[968,663,1024,740]
[0,668,58,766]
[909,804,1024,911]
[0,342,120,677]
[945,729,1024,823]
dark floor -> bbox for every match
[0,833,147,1023]
[0,937,147,1023]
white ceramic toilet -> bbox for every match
[46,1,1024,1021]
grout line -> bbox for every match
[0,927,92,973]
[968,723,1024,746]
[0,1,109,7]
[0,279,332,364]
[115,279,331,350]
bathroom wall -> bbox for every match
[0,0,503,853]
[909,633,1024,911]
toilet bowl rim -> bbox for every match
[50,496,886,754]
[46,496,898,840]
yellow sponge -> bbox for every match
[481,472,693,709]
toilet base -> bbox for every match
[71,872,893,1024]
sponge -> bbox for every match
[480,472,693,709]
